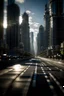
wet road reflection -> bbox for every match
[0,58,64,96]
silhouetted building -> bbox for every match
[49,0,64,48]
[37,25,44,54]
[0,0,4,44]
[44,4,50,49]
[20,12,30,53]
[30,32,34,55]
[6,0,20,50]
[0,0,4,54]
[48,0,64,57]
[8,0,15,5]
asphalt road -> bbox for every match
[0,58,64,96]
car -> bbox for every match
[29,58,41,63]
[0,54,8,61]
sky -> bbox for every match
[16,0,48,33]
[4,0,49,55]
[4,0,49,33]
[15,0,49,55]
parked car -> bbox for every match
[0,54,8,61]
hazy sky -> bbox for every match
[4,0,49,33]
[16,0,49,33]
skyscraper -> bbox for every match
[8,0,15,5]
[0,0,4,43]
[30,32,34,55]
[37,25,44,54]
[0,0,4,54]
[49,0,64,47]
[6,0,20,51]
[44,4,50,49]
[20,12,30,53]
[48,0,64,57]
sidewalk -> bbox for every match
[37,56,64,65]
[49,58,64,64]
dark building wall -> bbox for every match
[0,0,4,41]
[30,32,34,55]
[6,3,20,50]
[49,0,64,47]
[8,0,15,5]
[37,25,44,54]
[20,12,30,53]
[44,4,50,49]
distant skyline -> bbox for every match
[4,0,49,33]
[15,0,49,55]
[16,0,49,33]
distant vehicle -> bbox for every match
[29,58,41,63]
[0,54,8,61]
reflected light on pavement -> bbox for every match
[13,64,22,71]
[58,62,62,64]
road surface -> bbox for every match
[0,58,64,96]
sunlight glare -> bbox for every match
[19,16,23,24]
[13,64,22,71]
[3,19,7,29]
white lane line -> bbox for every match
[42,62,46,66]
[60,69,63,72]
[49,68,52,71]
[3,65,31,96]
[32,63,37,87]
[23,71,33,96]
[55,67,59,69]
[47,67,52,71]
[41,67,57,96]
[55,67,63,72]
[0,69,13,76]
[49,72,64,94]
[20,65,30,76]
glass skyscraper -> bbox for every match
[8,0,15,5]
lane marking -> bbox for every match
[41,66,57,96]
[60,69,63,72]
[49,72,64,94]
[3,65,31,96]
[32,63,37,87]
[0,69,13,76]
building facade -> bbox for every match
[0,0,4,44]
[20,12,30,53]
[48,0,64,58]
[49,0,64,47]
[30,32,34,55]
[6,0,20,51]
[37,25,44,54]
[44,4,50,49]
[0,0,4,54]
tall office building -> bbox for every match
[44,4,50,49]
[0,0,4,44]
[0,0,4,54]
[20,12,30,53]
[47,0,64,57]
[8,0,15,5]
[37,25,44,54]
[30,32,34,55]
[6,0,20,51]
[49,0,64,48]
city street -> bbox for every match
[0,58,64,96]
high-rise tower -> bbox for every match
[6,0,20,51]
[20,12,30,53]
[8,0,15,5]
[0,0,4,43]
[0,0,4,54]
[49,0,64,46]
